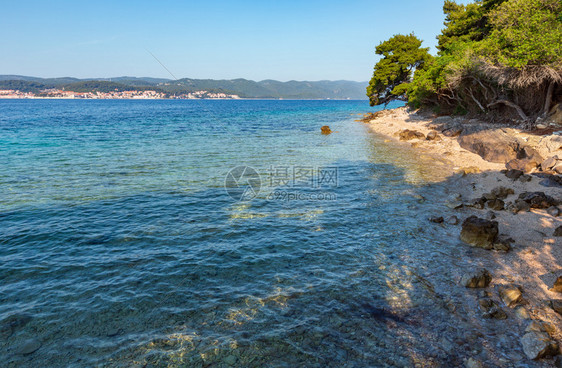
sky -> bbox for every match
[0,0,460,82]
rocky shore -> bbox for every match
[364,108,562,366]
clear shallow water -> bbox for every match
[1,100,483,367]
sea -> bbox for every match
[1,100,484,367]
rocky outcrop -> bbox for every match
[460,216,498,248]
[398,129,425,141]
[458,129,520,163]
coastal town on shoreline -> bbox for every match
[0,88,241,100]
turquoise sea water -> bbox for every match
[2,100,479,367]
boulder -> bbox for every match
[506,158,539,173]
[555,226,562,237]
[490,186,514,199]
[426,131,442,141]
[321,126,332,135]
[498,284,522,307]
[518,192,558,209]
[520,332,559,360]
[460,268,492,288]
[460,216,499,249]
[554,163,562,174]
[552,276,562,293]
[487,199,505,211]
[541,156,559,171]
[505,169,524,180]
[398,129,425,141]
[458,129,520,163]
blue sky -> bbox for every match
[0,0,460,81]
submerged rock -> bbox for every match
[468,198,486,210]
[520,332,559,360]
[17,338,41,355]
[460,216,499,249]
[429,216,444,223]
[446,193,463,209]
[446,215,460,225]
[554,226,562,237]
[478,298,507,319]
[465,357,484,368]
[498,285,522,307]
[461,268,492,288]
[483,306,508,320]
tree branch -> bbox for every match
[487,99,529,121]
[467,87,486,113]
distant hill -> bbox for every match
[0,75,368,99]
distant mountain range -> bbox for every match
[0,75,368,100]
